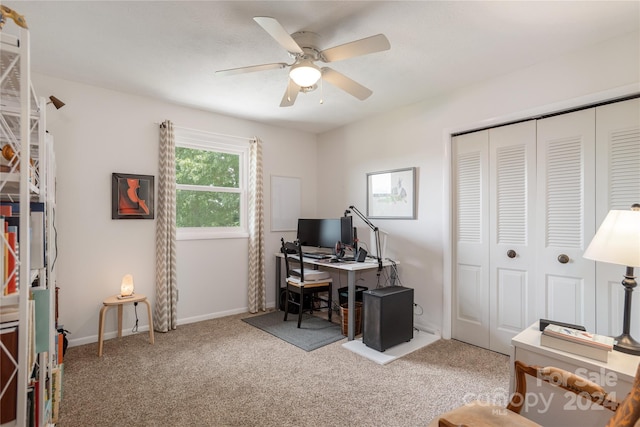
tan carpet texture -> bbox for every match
[57,311,509,426]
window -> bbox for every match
[175,128,249,240]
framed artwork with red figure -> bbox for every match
[111,173,155,219]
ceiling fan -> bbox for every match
[215,17,391,107]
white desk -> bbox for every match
[511,322,639,426]
[275,253,397,340]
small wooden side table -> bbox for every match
[98,293,154,356]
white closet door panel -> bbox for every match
[453,131,490,348]
[494,268,529,334]
[456,264,485,324]
[488,121,537,354]
[594,98,640,336]
[546,275,588,324]
[537,108,596,330]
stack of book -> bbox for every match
[541,324,615,362]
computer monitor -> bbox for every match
[297,218,322,247]
[340,216,354,246]
[297,218,348,249]
[318,219,341,248]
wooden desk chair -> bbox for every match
[429,360,640,427]
[280,238,333,328]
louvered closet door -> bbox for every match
[452,130,490,349]
[594,98,640,337]
[536,108,596,330]
[488,121,537,354]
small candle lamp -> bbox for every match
[120,274,135,298]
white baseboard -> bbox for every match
[68,305,278,347]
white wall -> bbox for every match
[317,31,640,336]
[34,73,318,345]
[34,30,639,346]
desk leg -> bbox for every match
[98,305,109,357]
[117,305,123,339]
[348,270,355,340]
[275,255,282,311]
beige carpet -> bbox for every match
[57,311,509,426]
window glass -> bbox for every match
[174,129,249,239]
[175,147,239,188]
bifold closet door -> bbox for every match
[488,121,537,355]
[536,108,596,331]
[452,130,490,350]
[594,98,640,337]
[453,97,637,354]
[452,121,536,354]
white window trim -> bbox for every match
[174,127,250,240]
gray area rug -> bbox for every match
[242,310,344,351]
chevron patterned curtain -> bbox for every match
[248,138,266,313]
[155,120,178,331]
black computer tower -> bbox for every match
[363,286,413,352]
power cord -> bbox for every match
[387,259,402,286]
[414,302,424,316]
[373,258,401,288]
[132,302,139,333]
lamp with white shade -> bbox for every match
[583,204,640,355]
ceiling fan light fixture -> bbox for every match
[289,61,321,87]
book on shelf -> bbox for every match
[26,385,34,427]
[32,288,50,353]
[0,217,4,296]
[30,206,45,269]
[0,200,45,296]
[6,224,17,295]
[0,205,12,217]
[27,298,35,371]
[0,324,18,425]
[542,324,615,350]
[0,201,46,270]
[57,332,64,364]
[0,304,19,323]
[51,365,62,423]
[33,378,40,427]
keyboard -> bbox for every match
[303,252,331,259]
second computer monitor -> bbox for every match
[340,216,355,247]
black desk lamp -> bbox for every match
[583,204,640,355]
[346,205,382,271]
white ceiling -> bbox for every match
[4,1,639,134]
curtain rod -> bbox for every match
[156,121,256,143]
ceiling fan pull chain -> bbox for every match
[320,77,324,104]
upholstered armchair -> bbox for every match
[428,360,640,427]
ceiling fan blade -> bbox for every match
[280,80,301,107]
[253,17,304,54]
[215,62,287,76]
[320,34,390,63]
[321,68,372,100]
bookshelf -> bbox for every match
[0,28,59,426]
